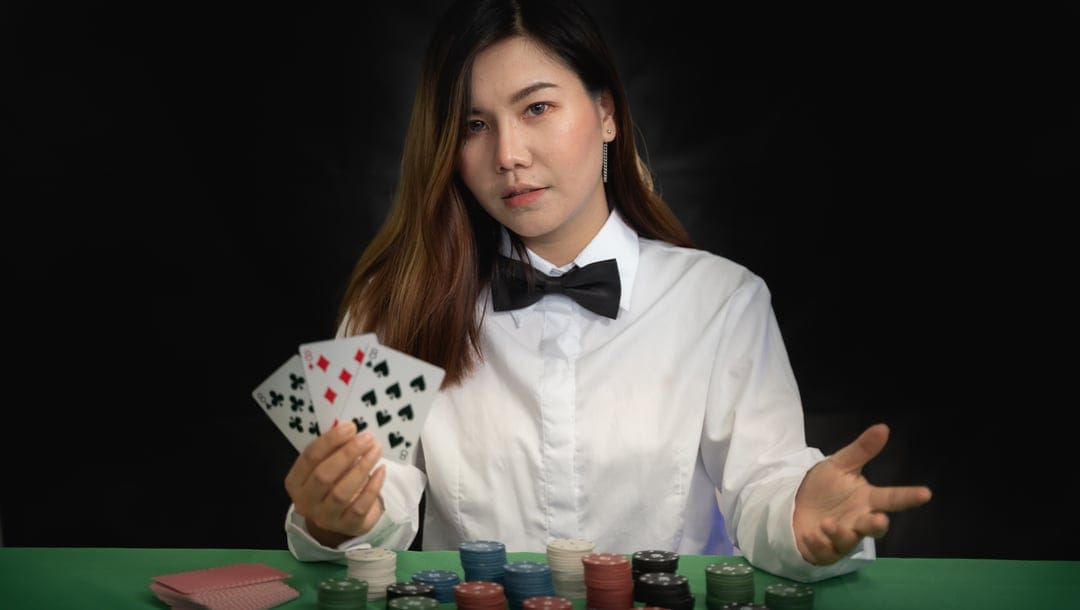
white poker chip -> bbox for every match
[346,546,397,562]
[346,546,398,600]
[547,538,595,552]
[546,537,595,573]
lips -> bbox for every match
[502,186,547,208]
[501,185,542,198]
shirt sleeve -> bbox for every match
[285,458,427,562]
[701,272,874,582]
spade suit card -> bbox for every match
[251,354,319,452]
[336,342,445,465]
[298,333,378,434]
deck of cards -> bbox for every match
[251,334,445,465]
[149,562,298,609]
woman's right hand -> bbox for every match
[285,420,387,548]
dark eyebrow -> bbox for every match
[470,82,559,114]
[510,81,558,104]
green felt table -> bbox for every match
[0,547,1077,609]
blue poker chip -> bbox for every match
[503,560,556,609]
[413,569,460,584]
[504,561,552,574]
[460,540,509,584]
[412,569,461,603]
[459,540,505,553]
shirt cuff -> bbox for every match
[736,475,874,582]
[284,458,427,562]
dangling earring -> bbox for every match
[603,128,613,183]
[602,141,609,183]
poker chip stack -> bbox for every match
[521,595,574,610]
[387,596,440,610]
[459,540,508,584]
[763,583,815,609]
[631,549,680,601]
[386,581,437,602]
[345,547,398,600]
[718,604,770,610]
[317,576,369,610]
[704,562,755,607]
[634,572,695,610]
[503,561,557,610]
[581,552,634,610]
[545,538,595,599]
[454,580,508,610]
[412,569,461,603]
[632,549,680,579]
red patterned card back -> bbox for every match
[152,562,291,594]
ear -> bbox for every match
[599,89,616,142]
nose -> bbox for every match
[495,123,530,173]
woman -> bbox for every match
[283,0,931,583]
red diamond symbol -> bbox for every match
[339,369,352,385]
[353,349,365,364]
[316,355,330,372]
[324,388,337,403]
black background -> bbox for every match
[5,1,1076,559]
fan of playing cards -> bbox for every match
[251,333,445,464]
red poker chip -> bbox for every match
[586,588,635,610]
[583,556,633,592]
[522,595,574,610]
[581,553,628,566]
[454,581,506,610]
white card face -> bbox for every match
[251,354,318,453]
[336,344,445,465]
[298,333,379,434]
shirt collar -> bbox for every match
[496,209,640,325]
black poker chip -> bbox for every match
[634,571,695,610]
[386,581,437,601]
[387,595,440,610]
[632,549,680,578]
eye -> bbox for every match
[465,119,487,134]
[525,102,549,117]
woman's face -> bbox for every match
[458,36,616,265]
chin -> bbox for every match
[505,219,556,242]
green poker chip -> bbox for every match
[704,562,755,607]
[763,582,814,610]
[319,576,369,607]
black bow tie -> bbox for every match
[491,255,622,319]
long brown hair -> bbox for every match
[338,0,693,386]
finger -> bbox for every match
[851,511,891,540]
[828,423,889,473]
[324,445,385,535]
[869,484,934,513]
[325,441,384,514]
[800,523,839,565]
[285,421,358,492]
[309,432,377,494]
[821,518,861,557]
[342,464,388,533]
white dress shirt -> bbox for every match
[286,210,873,582]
